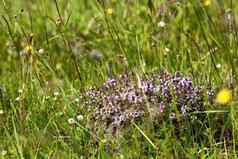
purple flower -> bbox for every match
[82,71,204,132]
[106,79,117,86]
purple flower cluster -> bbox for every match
[83,71,204,130]
[85,73,145,129]
[156,71,204,115]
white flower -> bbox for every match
[216,64,221,69]
[15,96,21,101]
[54,92,60,96]
[158,21,166,27]
[68,118,77,125]
[0,110,3,115]
[76,115,83,121]
[74,98,80,103]
[165,47,170,53]
[38,48,45,54]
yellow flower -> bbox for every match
[215,88,232,105]
[25,45,33,54]
[203,0,211,6]
[106,8,113,16]
[25,33,34,54]
[20,44,33,56]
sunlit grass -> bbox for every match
[0,0,237,158]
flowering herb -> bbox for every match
[82,71,205,132]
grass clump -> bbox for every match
[1,0,238,158]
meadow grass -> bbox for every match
[0,0,238,158]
